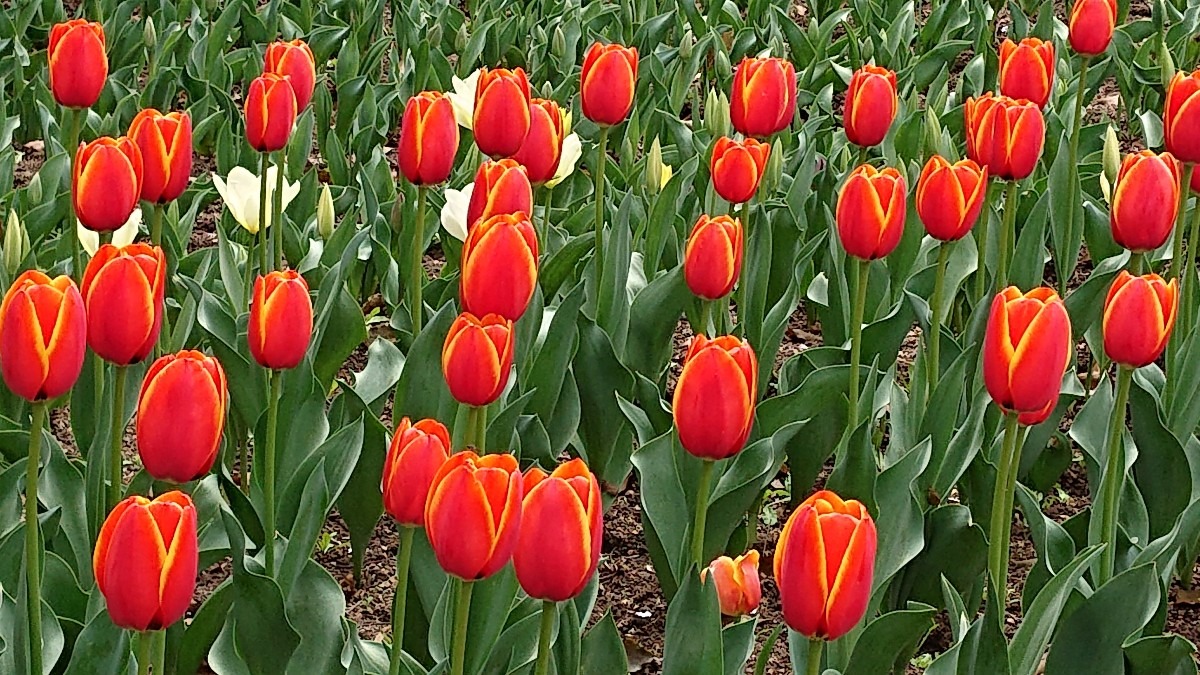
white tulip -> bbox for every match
[440,184,474,242]
[545,132,583,189]
[211,165,299,235]
[447,70,482,130]
[78,208,141,257]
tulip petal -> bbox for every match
[514,478,593,601]
[427,467,497,579]
[776,506,828,637]
[823,517,877,640]
[102,505,167,631]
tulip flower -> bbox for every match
[447,70,482,128]
[983,286,1072,420]
[843,65,898,148]
[513,99,567,185]
[673,335,758,461]
[1165,70,1200,164]
[136,350,228,483]
[211,165,300,235]
[81,243,166,365]
[916,156,988,242]
[461,213,539,321]
[248,270,313,370]
[128,108,193,205]
[77,208,140,257]
[580,42,638,127]
[965,93,1045,181]
[998,38,1056,108]
[74,137,144,232]
[264,39,317,110]
[425,451,523,580]
[48,20,107,109]
[244,73,297,153]
[684,214,743,301]
[442,312,515,408]
[836,164,907,260]
[1103,272,1178,367]
[0,271,86,401]
[513,459,603,601]
[382,417,452,527]
[1110,151,1181,252]
[1069,0,1118,56]
[775,490,876,640]
[93,492,198,631]
[472,67,531,158]
[730,57,797,138]
[702,550,762,617]
[710,137,770,205]
[465,159,533,231]
[398,92,460,186]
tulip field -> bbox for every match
[7,0,1200,672]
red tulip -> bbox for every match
[964,93,1045,181]
[983,287,1072,423]
[244,73,297,153]
[264,39,317,110]
[1165,70,1200,164]
[836,164,907,260]
[1103,272,1178,368]
[512,99,567,185]
[48,20,107,108]
[382,417,451,527]
[473,67,532,158]
[844,66,898,148]
[513,459,603,601]
[136,351,227,483]
[702,550,762,617]
[1110,151,1181,252]
[1069,0,1118,56]
[74,137,144,232]
[730,57,797,138]
[710,136,770,205]
[916,156,988,242]
[248,270,313,370]
[81,243,166,365]
[441,312,514,407]
[128,109,193,204]
[461,212,539,321]
[683,214,743,301]
[398,92,460,186]
[466,159,533,232]
[998,38,1056,108]
[0,271,86,402]
[580,42,638,127]
[425,451,523,580]
[672,335,757,461]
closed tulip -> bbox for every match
[136,351,227,483]
[81,244,166,365]
[983,287,1072,423]
[1103,272,1178,367]
[916,156,988,241]
[844,66,898,148]
[710,136,770,205]
[93,491,198,631]
[998,38,1056,108]
[48,20,107,108]
[730,57,797,138]
[244,73,297,153]
[248,270,313,370]
[461,213,539,321]
[581,42,638,126]
[442,312,514,407]
[472,67,531,158]
[74,137,144,232]
[1165,70,1200,163]
[465,159,533,231]
[673,335,757,460]
[398,92,460,186]
[684,214,743,300]
[965,93,1045,181]
[837,164,907,260]
[1069,0,1118,56]
[702,550,761,617]
[425,451,523,580]
[513,99,567,185]
[513,459,603,601]
[128,109,193,204]
[0,271,86,401]
[264,39,317,110]
[1110,150,1181,252]
[775,490,876,640]
[382,417,451,527]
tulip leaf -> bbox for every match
[1129,372,1192,540]
[330,386,389,581]
[283,560,347,674]
[721,618,757,675]
[662,569,724,675]
[872,438,931,589]
[393,302,458,425]
[1044,563,1159,675]
[62,610,130,675]
[1008,544,1104,675]
[842,603,938,675]
[573,315,636,489]
[580,612,627,675]
[176,581,233,675]
[625,266,690,378]
[1123,634,1199,675]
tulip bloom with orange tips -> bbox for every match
[136,350,227,484]
[264,39,317,110]
[513,459,603,602]
[998,38,1056,108]
[1069,0,1118,56]
[472,67,532,158]
[48,20,108,109]
[916,156,988,242]
[461,212,539,321]
[466,159,534,232]
[0,271,86,402]
[843,65,898,148]
[128,109,193,207]
[81,244,166,366]
[1166,70,1200,164]
[512,99,567,185]
[442,312,514,410]
[580,42,638,127]
[683,214,743,302]
[702,550,762,617]
[964,93,1045,181]
[244,73,297,153]
[730,57,797,138]
[710,137,770,205]
[74,137,144,233]
[1110,151,1180,254]
[836,164,907,261]
[1103,272,1178,368]
[248,270,313,371]
[399,92,460,186]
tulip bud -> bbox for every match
[552,26,566,59]
[0,271,86,401]
[1159,39,1176,91]
[1102,125,1121,190]
[1069,0,1118,56]
[704,90,731,138]
[514,459,603,601]
[48,20,108,109]
[442,312,515,407]
[3,210,29,276]
[473,68,533,158]
[581,42,639,127]
[244,73,298,153]
[81,244,167,365]
[837,164,908,260]
[248,270,314,370]
[137,351,227,483]
[265,40,318,110]
[916,156,988,242]
[1110,151,1180,252]
[680,30,695,60]
[998,38,1056,108]
[983,286,1072,425]
[425,451,523,580]
[710,136,770,205]
[317,183,335,240]
[844,65,899,147]
[466,159,533,232]
[1103,272,1178,368]
[684,215,743,301]
[143,17,157,51]
[673,335,757,460]
[455,24,469,53]
[764,137,784,192]
[702,550,761,617]
[776,490,876,640]
[26,173,42,204]
[427,23,443,48]
[382,417,451,527]
[924,103,943,154]
[74,137,144,232]
[714,49,731,79]
[730,57,797,138]
[128,109,193,204]
[645,136,665,195]
[398,92,460,186]
[461,212,539,321]
[964,93,1045,181]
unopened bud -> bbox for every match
[552,26,566,59]
[680,30,694,60]
[924,104,942,155]
[455,24,469,54]
[317,184,335,240]
[1103,125,1121,191]
[704,89,730,138]
[4,210,30,276]
[427,23,443,48]
[1160,39,1176,91]
[645,136,664,195]
[143,17,157,51]
[764,138,783,193]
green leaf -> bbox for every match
[842,604,938,675]
[662,569,723,675]
[62,610,130,675]
[580,612,627,675]
[1008,545,1104,675]
[721,618,757,675]
[1044,563,1160,675]
[1124,635,1199,675]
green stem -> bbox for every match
[1129,251,1145,275]
[735,199,751,335]
[259,152,270,276]
[691,459,715,568]
[593,127,610,279]
[848,258,869,424]
[136,631,153,675]
[1169,164,1195,283]
[996,180,1018,292]
[450,580,474,675]
[1182,183,1200,331]
[93,355,105,438]
[410,187,428,334]
[108,365,128,508]
[1062,56,1090,296]
[274,152,285,270]
[25,402,46,675]
[927,242,951,399]
[152,629,166,675]
[856,143,869,168]
[1097,365,1134,585]
[465,405,487,453]
[68,108,84,279]
[533,600,556,675]
[389,526,416,675]
[264,369,282,575]
[806,638,824,675]
[974,181,994,302]
[537,187,552,252]
[698,300,714,337]
[239,427,251,495]
[149,202,164,247]
[987,412,1021,593]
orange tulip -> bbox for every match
[1165,70,1200,163]
[466,159,533,231]
[128,109,193,204]
[998,38,1056,108]
[1103,272,1178,368]
[264,39,317,110]
[730,57,797,138]
[136,350,227,483]
[0,271,86,402]
[964,93,1045,181]
[442,312,514,407]
[775,490,876,640]
[244,73,297,153]
[710,136,770,205]
[512,99,567,185]
[1069,0,1118,56]
[916,156,988,242]
[398,92,460,186]
[581,42,638,127]
[836,164,907,260]
[74,137,144,232]
[425,451,523,580]
[1110,151,1181,252]
[672,335,757,461]
[513,459,603,601]
[81,243,166,365]
[48,20,107,108]
[248,270,313,370]
[382,417,451,527]
[93,491,198,631]
[473,67,532,158]
[461,212,539,321]
[683,214,743,301]
[843,65,898,148]
[983,287,1072,424]
[702,550,761,617]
